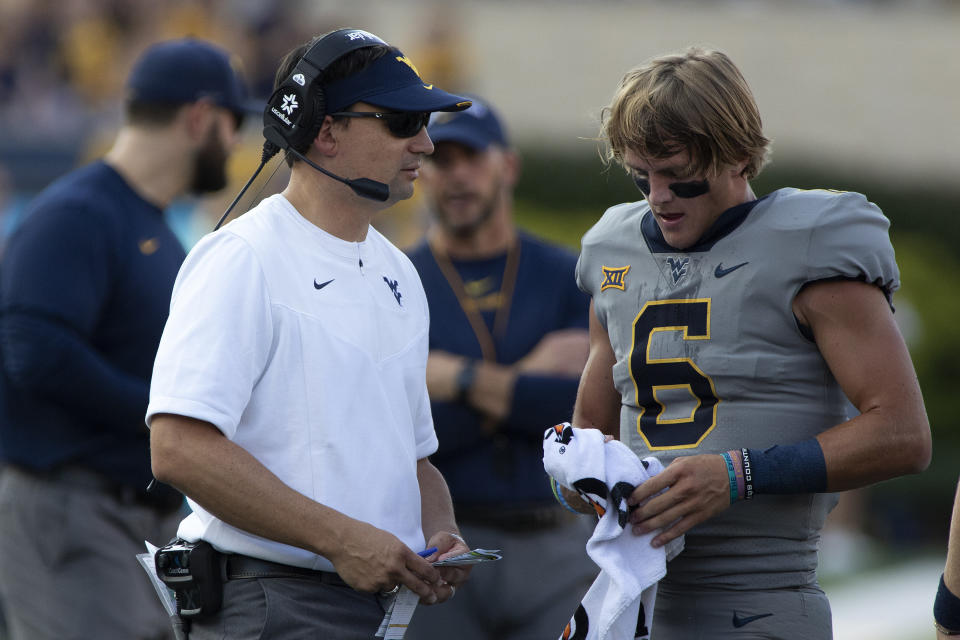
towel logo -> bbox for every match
[561,604,589,640]
[548,422,575,445]
[600,265,630,292]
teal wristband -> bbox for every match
[549,476,582,515]
[721,452,738,503]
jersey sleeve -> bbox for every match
[804,190,900,299]
[147,232,273,439]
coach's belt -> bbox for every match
[456,503,580,532]
[224,554,346,584]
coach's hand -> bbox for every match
[419,530,471,605]
[627,454,730,548]
[327,522,442,604]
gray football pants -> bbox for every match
[651,582,833,639]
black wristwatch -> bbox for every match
[455,359,477,404]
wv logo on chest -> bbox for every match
[383,276,403,306]
[665,257,690,285]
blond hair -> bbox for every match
[601,47,771,180]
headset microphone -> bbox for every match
[262,124,388,202]
[285,146,390,202]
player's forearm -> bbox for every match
[817,403,931,492]
[572,361,621,437]
[150,414,353,558]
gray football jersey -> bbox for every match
[576,187,899,590]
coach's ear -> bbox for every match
[312,115,339,158]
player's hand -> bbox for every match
[419,531,472,605]
[626,454,730,548]
[326,521,442,603]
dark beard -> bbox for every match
[189,126,229,195]
[437,183,500,240]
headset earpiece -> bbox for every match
[262,28,387,155]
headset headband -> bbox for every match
[262,29,387,153]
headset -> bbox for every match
[215,28,390,230]
[262,28,386,159]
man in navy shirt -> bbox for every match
[0,38,254,640]
[407,97,597,640]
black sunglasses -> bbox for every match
[633,175,711,199]
[329,111,431,138]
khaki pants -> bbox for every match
[0,466,182,640]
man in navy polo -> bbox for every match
[407,97,598,640]
[0,38,254,640]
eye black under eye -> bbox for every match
[669,179,710,198]
[633,175,650,194]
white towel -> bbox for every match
[543,423,683,640]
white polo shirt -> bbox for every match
[147,194,438,571]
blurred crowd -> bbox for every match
[0,0,324,144]
[0,0,470,251]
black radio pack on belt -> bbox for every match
[155,539,224,618]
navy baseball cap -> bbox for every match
[426,96,509,149]
[126,38,259,119]
[324,48,471,114]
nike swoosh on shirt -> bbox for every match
[732,611,773,628]
[314,278,334,290]
[714,261,749,278]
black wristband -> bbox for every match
[455,359,477,404]
[936,574,960,634]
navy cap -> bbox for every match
[324,49,471,114]
[427,96,508,149]
[126,38,259,118]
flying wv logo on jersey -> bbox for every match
[665,256,690,285]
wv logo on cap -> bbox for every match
[396,55,433,89]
